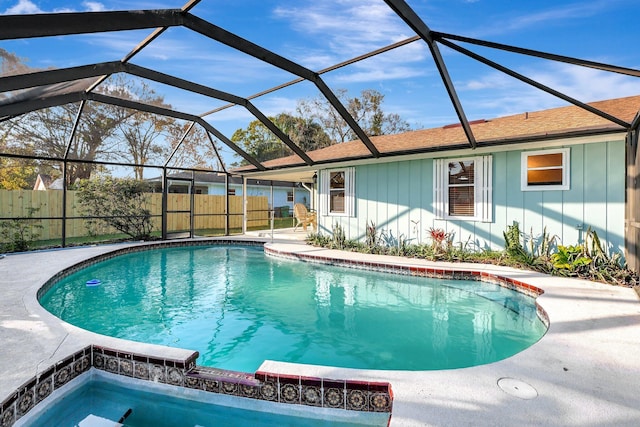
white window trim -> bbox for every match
[434,155,492,222]
[320,167,355,217]
[521,148,570,191]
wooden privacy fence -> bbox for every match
[0,189,269,240]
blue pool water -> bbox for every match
[20,373,386,427]
[40,245,546,372]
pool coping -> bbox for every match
[1,238,640,426]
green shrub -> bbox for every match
[305,218,639,287]
[503,221,530,261]
[365,221,381,253]
[0,207,43,253]
[305,232,331,247]
[551,245,591,275]
[77,178,153,241]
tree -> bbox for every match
[111,79,198,179]
[276,113,332,152]
[119,108,172,180]
[120,113,222,178]
[231,90,411,164]
[6,92,132,186]
[1,49,219,182]
[0,157,37,189]
[231,119,282,163]
[297,88,412,143]
[163,122,220,171]
[0,119,38,189]
[1,54,136,185]
[0,49,31,103]
[231,113,331,164]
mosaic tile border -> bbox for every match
[252,372,393,412]
[0,345,393,427]
[1,346,92,427]
[264,246,549,327]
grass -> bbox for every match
[4,218,297,252]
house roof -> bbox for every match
[236,94,640,172]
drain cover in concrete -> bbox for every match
[497,377,538,400]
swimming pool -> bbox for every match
[17,370,388,427]
[40,245,546,372]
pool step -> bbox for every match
[77,413,124,426]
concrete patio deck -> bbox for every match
[1,238,639,426]
[244,226,310,241]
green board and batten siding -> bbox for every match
[319,139,626,253]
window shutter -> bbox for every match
[319,169,330,216]
[345,167,355,217]
[320,168,355,217]
[477,155,493,222]
[433,158,446,219]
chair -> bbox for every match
[293,203,317,231]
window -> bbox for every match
[521,148,570,191]
[287,191,294,202]
[329,171,345,213]
[320,168,355,216]
[434,156,492,222]
[448,160,475,216]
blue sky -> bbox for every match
[2,0,640,166]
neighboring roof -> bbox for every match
[33,174,63,190]
[238,94,640,171]
[147,172,303,188]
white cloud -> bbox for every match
[4,0,42,14]
[273,0,415,63]
[457,62,640,119]
[298,40,430,85]
[272,0,430,87]
[83,1,106,12]
[467,0,624,38]
[528,63,640,102]
[331,65,427,84]
[249,95,299,117]
[204,106,253,124]
[3,0,103,14]
[463,72,514,92]
[274,0,402,41]
[83,32,149,56]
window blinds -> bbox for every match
[433,156,492,222]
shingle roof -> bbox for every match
[238,95,640,171]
